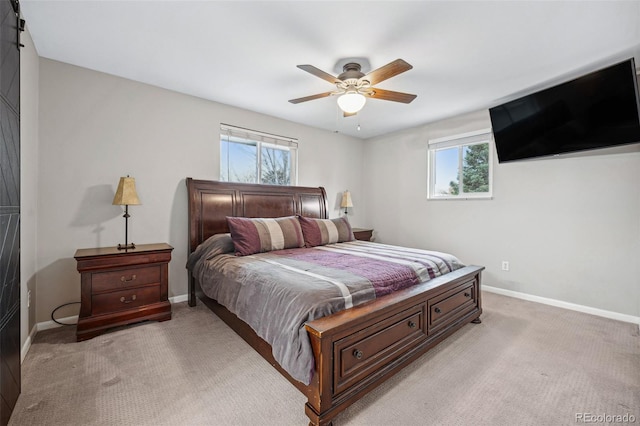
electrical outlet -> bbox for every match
[27,290,31,308]
[501,261,510,271]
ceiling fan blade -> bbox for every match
[343,111,357,118]
[297,65,340,84]
[363,59,413,86]
[368,88,417,103]
[288,91,334,104]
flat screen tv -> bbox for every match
[489,58,640,163]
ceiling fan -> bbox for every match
[289,59,417,116]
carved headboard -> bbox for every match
[186,178,328,254]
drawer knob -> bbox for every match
[353,349,363,359]
[120,294,137,304]
[464,292,471,298]
[408,320,416,329]
[121,274,137,283]
[434,307,441,314]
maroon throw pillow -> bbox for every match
[297,216,354,247]
[226,216,305,256]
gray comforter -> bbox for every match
[187,233,464,385]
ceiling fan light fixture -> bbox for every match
[337,92,366,114]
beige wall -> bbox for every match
[363,109,640,317]
[36,58,365,323]
[20,27,39,353]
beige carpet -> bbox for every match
[9,292,640,426]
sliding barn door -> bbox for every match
[0,0,20,424]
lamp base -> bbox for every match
[117,243,136,250]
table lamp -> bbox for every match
[341,190,353,215]
[112,176,141,250]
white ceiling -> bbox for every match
[21,1,640,139]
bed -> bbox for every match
[186,178,484,426]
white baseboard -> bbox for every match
[483,285,640,325]
[170,294,188,304]
[37,314,78,332]
[21,324,38,364]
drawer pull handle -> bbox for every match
[353,349,363,359]
[120,274,137,283]
[408,320,416,329]
[464,292,471,298]
[119,294,137,304]
[434,307,441,314]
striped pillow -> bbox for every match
[226,216,305,256]
[298,216,355,247]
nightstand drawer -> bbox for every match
[92,265,161,293]
[92,285,161,315]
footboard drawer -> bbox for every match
[333,304,426,395]
[427,279,478,334]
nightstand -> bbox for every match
[74,243,173,341]
[352,228,373,241]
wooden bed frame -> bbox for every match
[186,178,484,426]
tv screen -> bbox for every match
[489,58,640,163]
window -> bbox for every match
[220,124,298,185]
[427,129,493,199]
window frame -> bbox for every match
[220,124,298,186]
[427,128,494,200]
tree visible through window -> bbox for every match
[449,144,490,195]
[428,130,493,199]
[261,145,291,185]
[220,124,297,185]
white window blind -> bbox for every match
[220,124,298,149]
[428,128,492,149]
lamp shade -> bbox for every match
[112,176,141,206]
[337,92,366,114]
[340,190,353,209]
